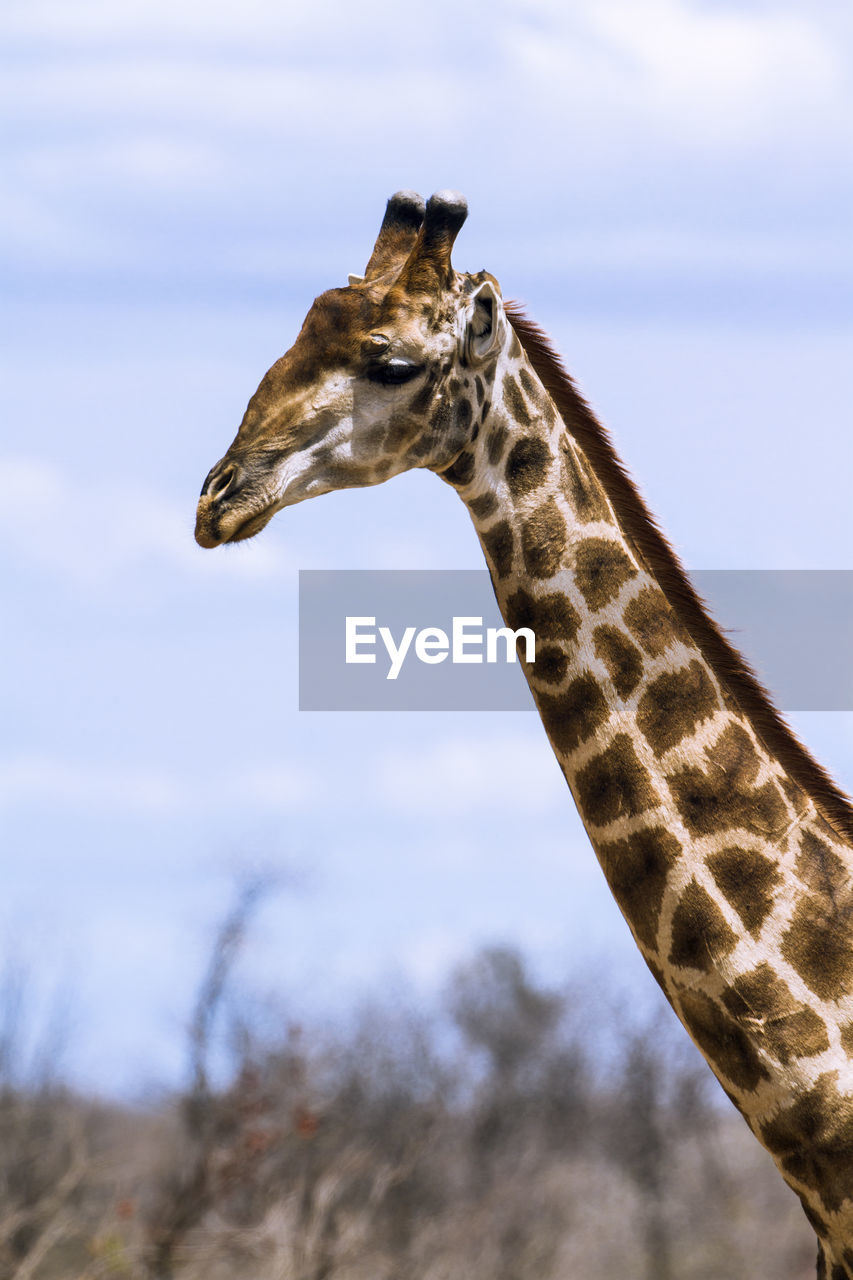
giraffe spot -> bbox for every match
[467,492,498,521]
[518,366,539,401]
[471,423,480,442]
[668,878,737,972]
[625,585,683,657]
[538,674,608,753]
[574,538,637,611]
[481,520,514,579]
[474,375,485,405]
[840,1023,853,1058]
[508,331,522,359]
[666,722,788,838]
[441,450,475,487]
[781,896,853,1001]
[503,373,532,426]
[560,439,612,524]
[714,721,761,781]
[795,828,851,903]
[505,588,581,644]
[530,644,568,686]
[506,436,552,499]
[679,989,770,1093]
[760,1072,853,1212]
[480,399,492,424]
[576,734,659,827]
[448,376,462,398]
[706,846,781,935]
[454,397,473,432]
[486,423,508,466]
[636,660,719,757]
[597,826,682,949]
[722,963,830,1065]
[592,626,644,699]
[521,498,567,579]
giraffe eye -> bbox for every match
[367,358,424,387]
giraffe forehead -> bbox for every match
[275,284,457,389]
[290,287,381,375]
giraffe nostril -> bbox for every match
[204,462,242,504]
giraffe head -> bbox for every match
[195,190,505,548]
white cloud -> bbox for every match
[3,456,290,589]
[584,0,842,141]
[0,733,568,822]
[2,0,358,47]
[2,0,850,290]
[508,0,847,118]
[229,764,321,811]
[1,0,471,52]
[0,753,320,816]
[373,733,567,816]
[497,225,853,276]
[20,135,221,194]
[0,756,185,815]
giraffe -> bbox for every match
[195,190,853,1278]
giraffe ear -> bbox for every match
[464,280,505,365]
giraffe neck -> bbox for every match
[444,329,853,1270]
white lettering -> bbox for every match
[379,625,416,680]
[346,617,376,663]
[452,616,484,663]
[486,626,536,663]
[415,627,449,664]
[344,616,537,679]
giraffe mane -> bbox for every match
[505,300,853,844]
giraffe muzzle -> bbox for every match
[195,459,246,547]
[195,456,282,548]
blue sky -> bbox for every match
[3,0,852,1094]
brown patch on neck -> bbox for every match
[505,301,853,844]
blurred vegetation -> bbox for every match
[0,897,817,1280]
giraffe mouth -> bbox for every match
[224,506,277,543]
[194,497,277,548]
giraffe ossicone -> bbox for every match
[195,190,853,1278]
